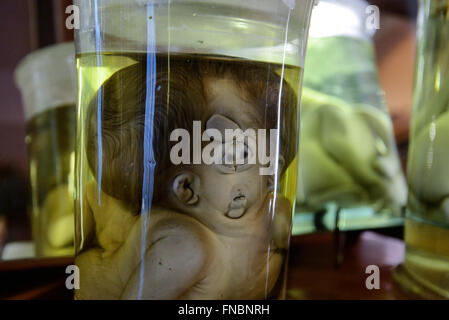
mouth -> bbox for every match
[225,194,248,219]
[232,194,246,205]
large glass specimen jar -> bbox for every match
[394,0,449,299]
[15,42,76,258]
[74,0,315,299]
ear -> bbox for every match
[206,114,241,141]
[172,172,199,205]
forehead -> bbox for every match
[203,76,262,130]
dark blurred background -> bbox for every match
[0,0,73,175]
[0,0,73,244]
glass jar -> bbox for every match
[394,0,449,299]
[14,42,77,258]
[292,0,407,235]
[74,0,315,299]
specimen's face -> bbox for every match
[199,77,269,217]
[191,156,265,219]
[165,76,271,224]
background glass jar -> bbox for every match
[74,0,315,299]
[292,0,407,235]
[14,42,76,258]
[394,0,449,299]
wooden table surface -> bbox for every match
[286,231,410,300]
[0,231,412,300]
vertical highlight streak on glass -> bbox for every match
[76,59,85,250]
[166,0,171,112]
[50,121,61,183]
[94,0,103,204]
[273,8,291,209]
[265,8,293,299]
[138,2,157,300]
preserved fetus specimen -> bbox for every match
[26,104,76,256]
[75,55,299,299]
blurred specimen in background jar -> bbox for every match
[15,43,76,258]
[395,0,449,299]
[292,0,407,234]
